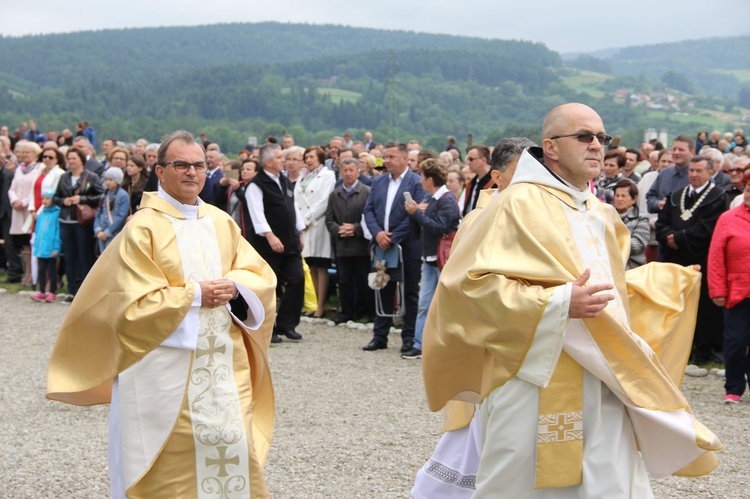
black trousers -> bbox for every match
[693,274,724,360]
[263,252,304,335]
[373,257,421,344]
[37,257,57,293]
[723,299,750,396]
[336,255,373,320]
[0,215,23,280]
[59,222,94,296]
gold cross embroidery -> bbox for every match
[583,225,602,257]
[196,335,225,367]
[205,446,239,477]
[548,414,575,441]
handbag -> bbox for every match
[73,172,95,226]
[75,203,96,226]
[436,231,456,270]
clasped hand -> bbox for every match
[199,278,238,308]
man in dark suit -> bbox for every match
[463,144,493,215]
[0,155,23,282]
[362,142,425,352]
[656,155,727,364]
[247,143,305,343]
[200,148,225,206]
[326,158,373,324]
[73,136,104,176]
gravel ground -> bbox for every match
[1,291,747,498]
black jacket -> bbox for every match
[325,181,371,257]
[410,190,461,259]
[53,170,105,223]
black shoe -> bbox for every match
[362,339,387,351]
[271,334,282,344]
[400,341,414,354]
[281,330,302,341]
[333,315,352,325]
[401,348,422,360]
[64,294,74,303]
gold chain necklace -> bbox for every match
[679,183,713,221]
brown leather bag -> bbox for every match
[74,172,95,226]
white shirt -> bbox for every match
[246,169,305,235]
[384,167,408,232]
[688,180,710,197]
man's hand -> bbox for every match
[96,231,108,241]
[712,297,726,307]
[569,269,615,319]
[375,230,392,250]
[338,223,355,238]
[199,279,237,308]
[266,232,284,253]
[666,234,678,250]
[299,233,305,251]
[657,198,666,210]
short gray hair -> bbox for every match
[157,130,204,166]
[258,143,281,169]
[490,137,537,171]
[691,154,715,173]
[340,158,360,171]
[145,143,159,152]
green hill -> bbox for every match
[0,23,747,153]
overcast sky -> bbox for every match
[1,1,748,54]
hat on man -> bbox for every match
[103,168,124,184]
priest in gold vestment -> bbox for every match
[47,131,277,498]
[417,104,721,498]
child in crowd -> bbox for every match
[94,167,130,253]
[30,188,61,303]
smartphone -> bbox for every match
[404,192,413,203]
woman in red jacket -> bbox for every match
[708,170,750,404]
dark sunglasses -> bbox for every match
[550,132,612,147]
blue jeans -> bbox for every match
[414,262,440,350]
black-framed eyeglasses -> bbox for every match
[550,132,612,146]
[162,160,208,173]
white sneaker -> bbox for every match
[685,364,708,377]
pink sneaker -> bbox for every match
[723,394,741,404]
[30,291,46,302]
[45,292,57,303]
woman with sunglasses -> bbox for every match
[29,148,66,219]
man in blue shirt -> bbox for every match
[645,135,694,214]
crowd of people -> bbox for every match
[6,101,741,496]
[2,119,749,386]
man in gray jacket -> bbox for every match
[325,158,372,324]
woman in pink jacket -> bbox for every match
[708,169,750,404]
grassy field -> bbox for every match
[711,69,750,82]
[317,87,361,104]
[560,70,613,99]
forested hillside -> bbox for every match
[0,23,746,153]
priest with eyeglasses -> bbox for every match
[47,130,278,498]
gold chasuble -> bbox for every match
[422,149,721,492]
[47,192,277,498]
